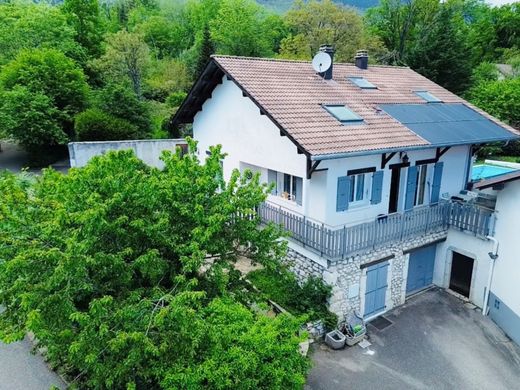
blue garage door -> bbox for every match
[365,261,389,318]
[406,244,436,295]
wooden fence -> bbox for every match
[257,201,495,260]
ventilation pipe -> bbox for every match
[355,50,369,70]
[482,236,499,316]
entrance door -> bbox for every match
[450,252,474,298]
[364,261,389,318]
[388,168,401,213]
[407,244,436,295]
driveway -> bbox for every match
[0,337,66,390]
[307,288,520,390]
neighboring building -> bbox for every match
[68,139,187,169]
[171,48,519,326]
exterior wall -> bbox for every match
[314,145,471,227]
[488,180,520,342]
[68,139,187,169]
[193,76,308,215]
[434,229,494,308]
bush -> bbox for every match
[75,108,142,141]
[248,267,337,329]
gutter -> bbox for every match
[482,236,499,316]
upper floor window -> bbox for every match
[415,90,442,103]
[323,104,363,125]
[348,76,377,89]
[414,164,430,206]
[337,169,384,212]
[268,169,303,206]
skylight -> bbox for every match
[415,90,442,103]
[323,105,363,124]
[348,76,377,89]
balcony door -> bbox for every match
[388,167,401,214]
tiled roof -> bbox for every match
[173,55,519,158]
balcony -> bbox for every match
[258,200,496,260]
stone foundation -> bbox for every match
[284,231,448,319]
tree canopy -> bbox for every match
[0,143,309,389]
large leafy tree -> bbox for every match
[0,144,309,389]
[0,49,89,151]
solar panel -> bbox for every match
[349,77,377,89]
[379,103,517,146]
[415,91,442,103]
[323,105,363,124]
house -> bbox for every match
[171,47,519,325]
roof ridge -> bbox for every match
[211,54,411,69]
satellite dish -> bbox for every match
[312,52,332,73]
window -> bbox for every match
[337,171,373,212]
[267,169,303,205]
[414,164,430,206]
[348,76,377,89]
[349,173,369,203]
[323,105,363,124]
[415,91,442,103]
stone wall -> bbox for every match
[283,230,448,320]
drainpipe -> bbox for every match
[482,236,499,316]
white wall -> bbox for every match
[491,180,520,314]
[68,139,187,169]
[313,145,471,227]
[435,230,494,308]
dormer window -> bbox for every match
[348,76,377,89]
[415,90,442,103]
[323,104,363,124]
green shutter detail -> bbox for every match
[431,162,444,203]
[371,171,384,204]
[405,166,418,211]
[337,176,351,212]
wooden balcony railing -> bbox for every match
[257,200,495,260]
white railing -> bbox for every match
[257,200,495,260]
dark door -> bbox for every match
[388,168,401,213]
[364,261,389,318]
[406,244,436,295]
[449,252,474,298]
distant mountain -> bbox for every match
[257,0,380,13]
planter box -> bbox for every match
[345,329,366,346]
[325,329,346,350]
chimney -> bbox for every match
[319,44,335,80]
[355,50,369,70]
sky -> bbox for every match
[487,0,517,5]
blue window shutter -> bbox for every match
[431,162,444,203]
[405,166,418,211]
[294,176,303,206]
[371,171,384,204]
[336,176,352,211]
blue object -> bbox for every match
[415,91,442,103]
[348,76,377,89]
[336,176,351,211]
[324,104,363,124]
[371,171,384,204]
[431,162,444,203]
[405,166,418,211]
[364,261,389,317]
[406,244,436,294]
[379,103,517,146]
[488,292,520,346]
[471,164,516,181]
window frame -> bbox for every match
[348,76,377,89]
[414,90,442,103]
[347,172,372,206]
[414,163,431,206]
[323,104,364,125]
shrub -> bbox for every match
[75,108,141,141]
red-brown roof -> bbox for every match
[172,55,519,158]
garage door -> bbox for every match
[406,244,436,295]
[364,261,389,318]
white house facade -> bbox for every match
[172,49,519,331]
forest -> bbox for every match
[0,0,518,160]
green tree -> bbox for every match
[195,24,215,77]
[282,0,386,62]
[0,145,308,389]
[406,3,472,93]
[74,108,142,141]
[62,0,105,58]
[95,30,150,98]
[0,2,81,66]
[0,49,89,151]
